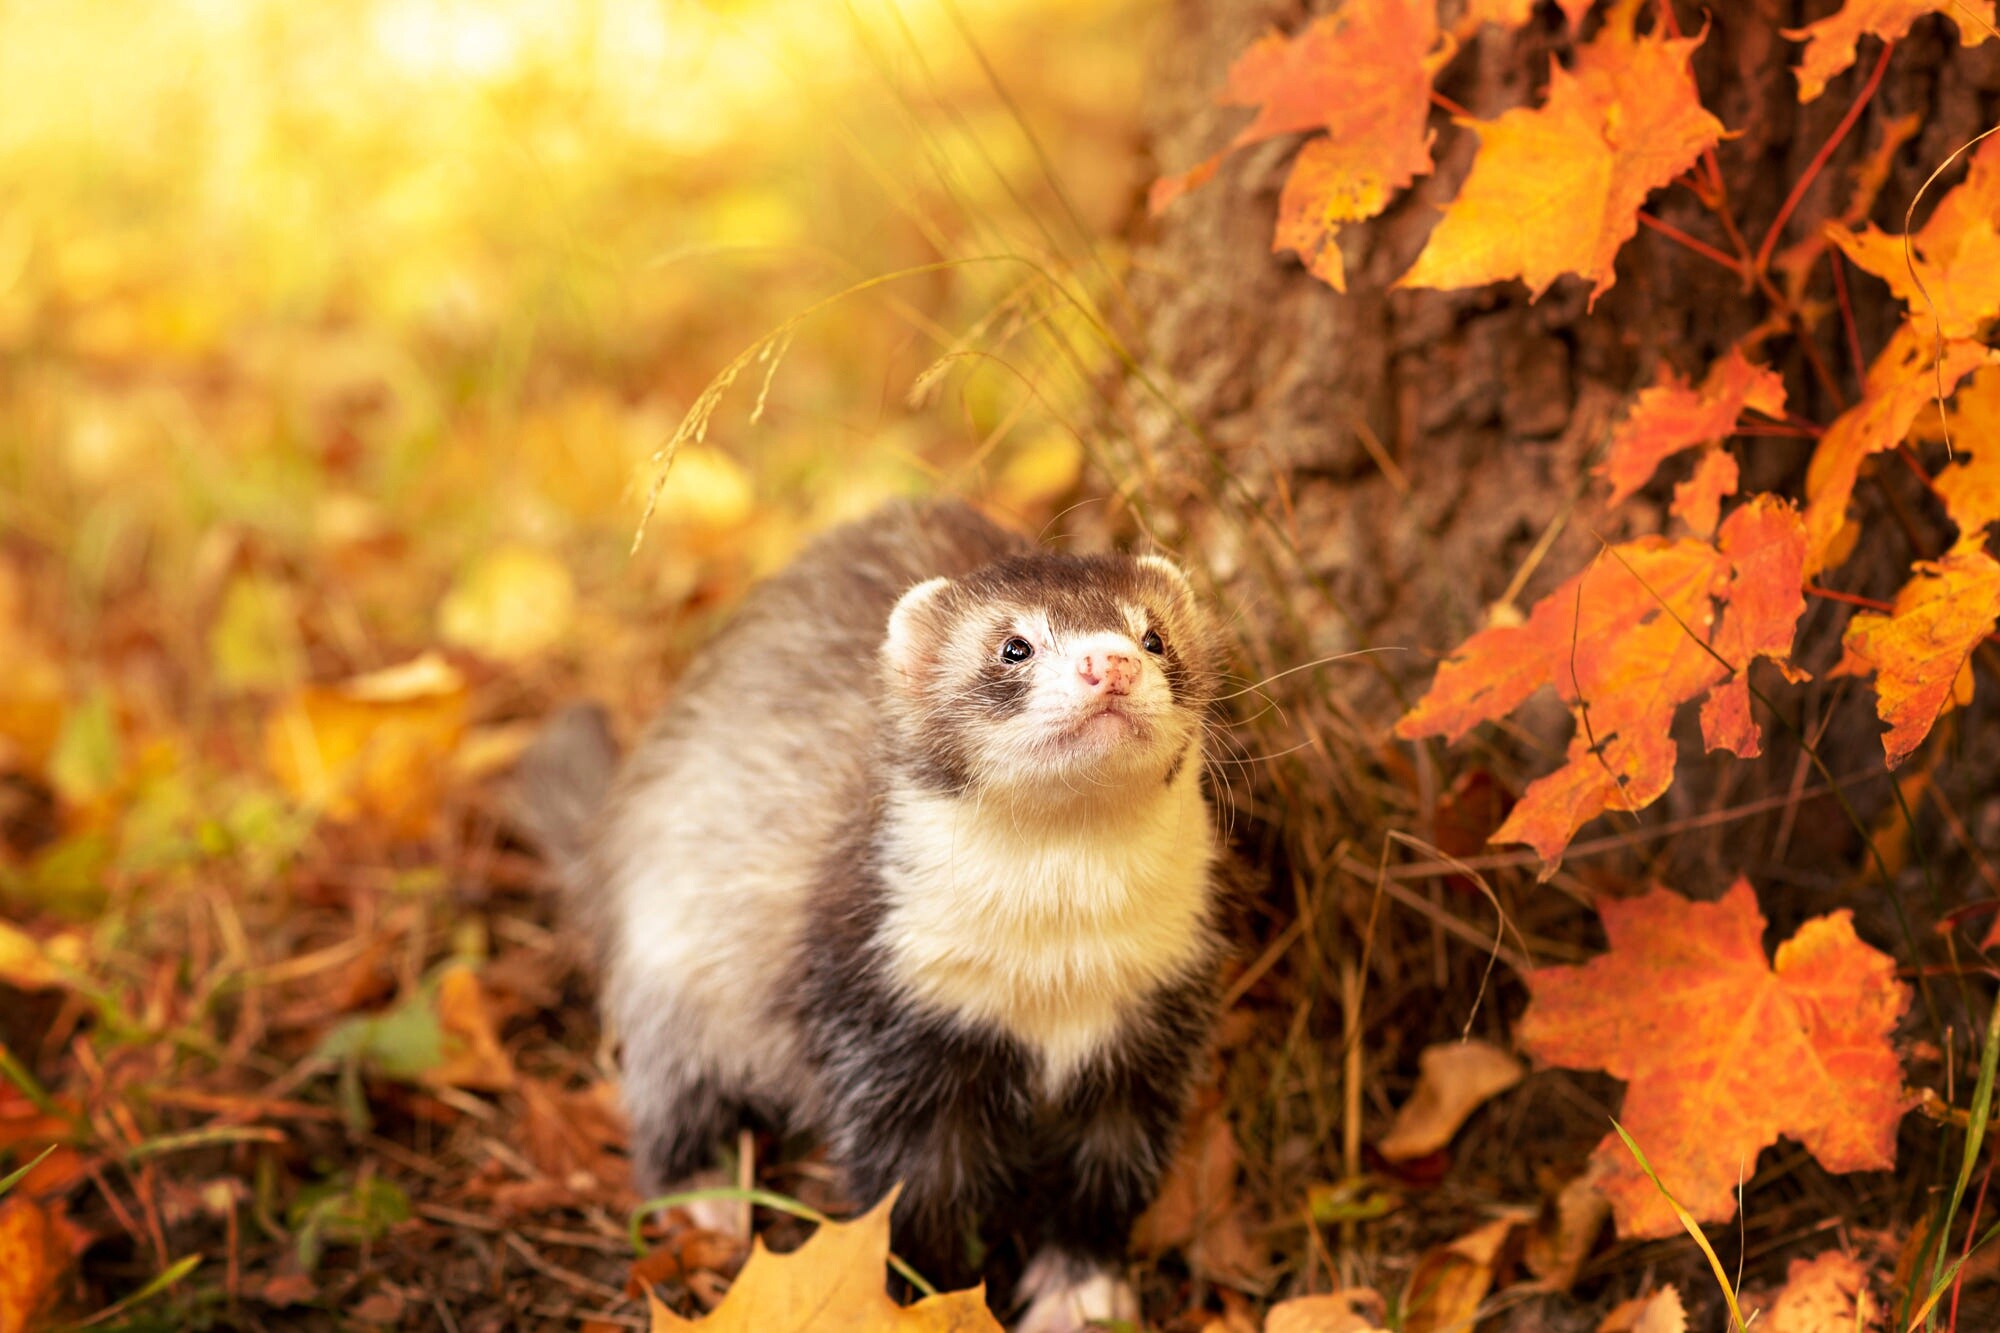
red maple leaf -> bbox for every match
[1517,880,1910,1239]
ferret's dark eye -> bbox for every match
[1142,629,1165,655]
[999,637,1034,664]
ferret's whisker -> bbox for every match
[1207,647,1406,702]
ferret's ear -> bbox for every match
[884,576,952,679]
[1138,554,1195,601]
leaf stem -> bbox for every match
[1636,211,1742,275]
[1753,40,1895,274]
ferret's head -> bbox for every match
[880,550,1220,802]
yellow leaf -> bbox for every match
[439,544,576,663]
[1399,19,1722,303]
[647,1192,1002,1333]
[264,654,468,838]
[0,1195,71,1332]
[0,924,81,993]
[644,445,755,535]
[209,573,306,693]
[1264,1289,1388,1332]
[990,432,1084,516]
[430,964,516,1092]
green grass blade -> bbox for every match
[1611,1119,1746,1333]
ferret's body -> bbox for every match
[521,501,1225,1330]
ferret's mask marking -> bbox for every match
[879,556,1214,803]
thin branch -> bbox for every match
[1637,211,1744,275]
[1753,40,1895,274]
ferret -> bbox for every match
[517,499,1227,1332]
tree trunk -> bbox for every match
[1123,5,2000,1316]
[1130,0,2000,871]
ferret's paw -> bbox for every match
[1013,1252,1138,1333]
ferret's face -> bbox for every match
[881,552,1219,801]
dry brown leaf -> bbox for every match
[645,1191,1001,1332]
[1522,1174,1610,1293]
[1745,1250,1880,1331]
[1598,1285,1687,1333]
[1131,1099,1264,1284]
[1264,1289,1388,1333]
[628,1229,748,1298]
[1378,1039,1524,1162]
[1400,1211,1532,1333]
[512,1077,632,1210]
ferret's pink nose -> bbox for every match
[1078,650,1138,696]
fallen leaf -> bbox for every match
[645,1191,1002,1332]
[1834,543,2000,768]
[1516,880,1910,1239]
[1400,14,1723,302]
[628,1229,748,1298]
[264,652,469,838]
[514,1078,632,1208]
[646,444,756,535]
[1598,348,1784,510]
[0,1195,72,1331]
[0,923,80,993]
[1132,1099,1263,1284]
[1787,0,1996,103]
[1828,132,2000,340]
[1264,1289,1388,1333]
[209,572,307,693]
[1598,1285,1687,1333]
[1401,1211,1532,1333]
[1398,498,1808,866]
[1522,1174,1610,1292]
[438,543,576,663]
[1378,1040,1524,1162]
[1745,1250,1879,1331]
[431,964,515,1092]
[1802,326,1997,575]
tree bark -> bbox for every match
[1128,0,2000,872]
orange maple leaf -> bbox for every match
[1934,366,2000,540]
[1398,498,1808,865]
[1787,0,1997,103]
[1516,880,1910,1239]
[1835,542,2000,768]
[1152,0,1443,292]
[1399,16,1723,302]
[1672,449,1740,538]
[1801,324,1997,574]
[1598,348,1786,510]
[1826,132,2000,340]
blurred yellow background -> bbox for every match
[0,0,1151,897]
